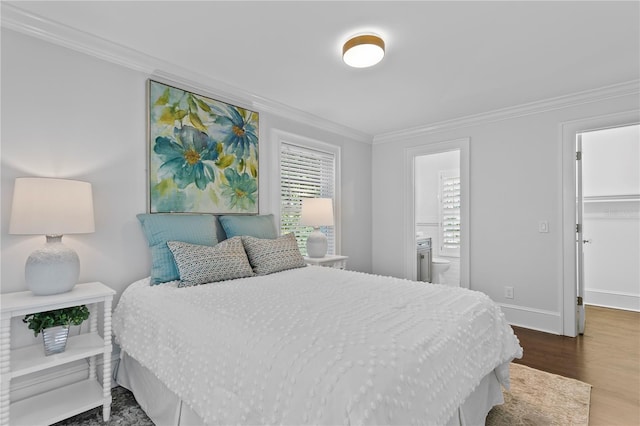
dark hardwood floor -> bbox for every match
[512,305,640,426]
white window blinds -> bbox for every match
[280,142,336,255]
[439,170,461,257]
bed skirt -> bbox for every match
[116,351,504,426]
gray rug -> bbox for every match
[52,386,152,426]
[55,363,591,425]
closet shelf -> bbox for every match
[583,194,640,203]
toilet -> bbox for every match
[431,257,451,284]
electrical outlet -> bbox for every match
[504,286,514,299]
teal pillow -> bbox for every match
[219,214,278,239]
[137,214,218,284]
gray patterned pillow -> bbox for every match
[167,237,254,287]
[241,233,307,275]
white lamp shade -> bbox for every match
[300,198,334,227]
[9,177,95,235]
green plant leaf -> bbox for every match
[189,112,207,132]
[158,107,177,125]
[195,97,212,113]
[23,305,90,337]
[187,94,198,112]
[155,88,170,106]
[216,154,235,169]
[175,109,188,121]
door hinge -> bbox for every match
[576,151,582,161]
[577,296,583,306]
[576,224,581,233]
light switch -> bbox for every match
[538,221,549,233]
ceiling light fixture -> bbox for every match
[342,34,385,68]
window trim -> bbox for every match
[270,129,341,255]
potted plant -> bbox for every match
[23,305,90,356]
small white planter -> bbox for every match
[42,325,70,356]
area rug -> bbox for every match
[486,363,592,426]
[54,363,591,425]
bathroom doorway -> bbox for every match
[415,151,461,286]
[403,138,470,288]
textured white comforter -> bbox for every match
[113,266,522,425]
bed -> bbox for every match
[113,214,522,425]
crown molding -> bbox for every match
[1,3,160,74]
[1,3,372,144]
[373,80,640,144]
[251,97,371,143]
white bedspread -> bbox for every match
[113,266,522,425]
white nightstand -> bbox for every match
[0,282,116,426]
[304,255,349,269]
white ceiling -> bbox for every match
[6,1,640,138]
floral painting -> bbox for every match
[148,80,259,214]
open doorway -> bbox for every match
[580,125,639,312]
[415,151,461,286]
[561,111,639,336]
[403,138,470,288]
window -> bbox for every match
[279,140,339,255]
[439,170,461,257]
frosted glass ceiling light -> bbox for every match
[343,34,385,68]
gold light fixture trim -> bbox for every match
[342,34,385,68]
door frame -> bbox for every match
[403,138,470,287]
[561,110,639,336]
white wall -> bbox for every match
[1,29,372,347]
[582,125,640,311]
[582,125,639,197]
[372,94,640,334]
[415,152,459,225]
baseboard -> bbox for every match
[585,289,640,312]
[10,348,121,402]
[498,303,562,335]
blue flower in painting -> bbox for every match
[221,168,257,211]
[216,106,258,158]
[154,126,219,190]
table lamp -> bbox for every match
[300,198,334,258]
[9,177,95,295]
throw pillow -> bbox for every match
[241,232,306,275]
[167,237,254,287]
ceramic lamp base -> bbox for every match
[306,228,328,258]
[26,235,79,295]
